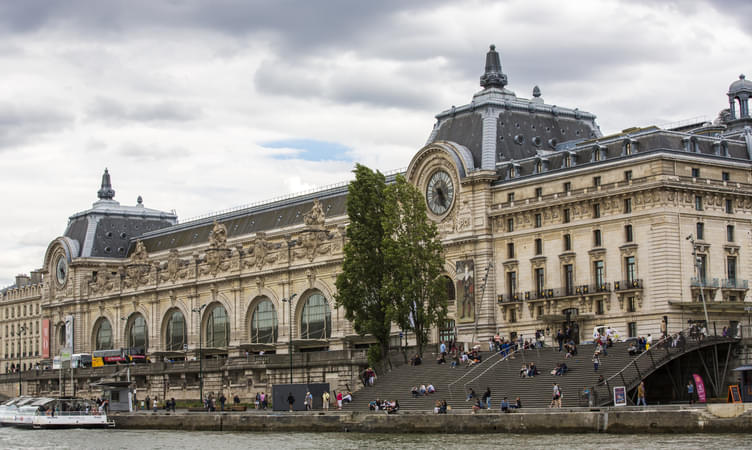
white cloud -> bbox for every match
[0,0,750,286]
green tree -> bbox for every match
[383,174,448,358]
[335,164,393,371]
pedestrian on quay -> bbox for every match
[337,391,343,410]
[592,353,600,372]
[637,381,647,406]
[145,395,151,412]
[153,396,158,413]
[482,387,492,409]
[219,393,226,411]
[305,391,313,411]
[322,391,330,411]
[287,392,296,412]
[687,381,696,405]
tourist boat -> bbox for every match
[0,397,114,429]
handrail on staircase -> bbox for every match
[447,350,502,397]
[461,346,524,394]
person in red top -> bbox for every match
[336,391,343,410]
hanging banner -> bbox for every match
[65,315,74,350]
[692,373,707,403]
[455,260,475,323]
[42,319,50,359]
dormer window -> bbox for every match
[564,154,571,168]
[536,160,543,173]
[625,141,632,155]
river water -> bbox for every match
[0,428,750,450]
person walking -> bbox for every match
[152,396,158,413]
[551,383,561,408]
[482,387,492,409]
[304,391,313,411]
[687,381,695,405]
[592,354,600,372]
[219,393,226,411]
[287,392,296,412]
[636,381,647,406]
[145,395,151,412]
[322,391,330,411]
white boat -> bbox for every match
[0,397,114,429]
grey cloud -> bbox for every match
[87,97,201,124]
[0,104,72,150]
[118,142,191,161]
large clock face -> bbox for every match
[55,255,68,286]
[426,170,455,216]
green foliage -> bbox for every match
[367,344,383,368]
[382,175,448,357]
[335,164,393,370]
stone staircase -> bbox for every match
[346,342,637,410]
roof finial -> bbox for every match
[137,195,143,205]
[741,74,746,80]
[533,85,541,98]
[480,44,508,89]
[97,168,115,200]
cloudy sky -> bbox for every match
[0,0,750,287]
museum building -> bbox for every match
[2,46,752,396]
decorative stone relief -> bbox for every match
[294,230,332,262]
[209,221,228,249]
[244,232,279,270]
[161,249,188,282]
[303,198,326,227]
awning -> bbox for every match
[732,365,752,372]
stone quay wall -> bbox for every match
[112,405,752,434]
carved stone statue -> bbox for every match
[303,199,326,227]
[209,221,228,249]
[131,240,148,263]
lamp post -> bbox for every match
[12,325,27,396]
[282,294,297,384]
[191,304,207,405]
[687,234,711,328]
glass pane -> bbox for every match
[207,305,229,347]
[301,293,331,339]
[128,315,148,351]
[251,299,278,343]
[96,319,112,350]
[166,310,186,351]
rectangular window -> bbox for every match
[696,222,704,240]
[535,238,543,255]
[507,242,515,259]
[625,224,633,242]
[594,260,605,287]
[563,234,572,251]
[535,187,543,198]
[593,176,601,187]
[564,264,574,295]
[563,182,571,193]
[535,213,542,228]
[722,171,730,182]
[535,268,545,296]
[727,225,735,242]
[593,229,602,247]
[627,297,636,313]
[625,256,636,283]
[625,141,632,155]
[593,203,600,218]
[624,198,632,214]
[628,322,637,338]
[507,192,515,202]
[624,170,633,181]
[695,195,703,211]
[563,208,570,223]
[726,199,733,214]
[698,254,707,284]
[507,271,517,297]
[727,256,737,284]
[509,309,517,323]
[507,218,514,232]
[594,149,601,161]
[691,167,700,178]
[596,299,604,315]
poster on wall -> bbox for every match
[456,260,475,323]
[41,319,50,359]
[613,386,627,406]
[65,315,74,351]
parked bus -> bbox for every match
[71,353,92,368]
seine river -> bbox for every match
[0,428,750,449]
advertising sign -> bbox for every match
[456,260,475,323]
[65,315,74,350]
[613,386,627,406]
[692,373,707,403]
[42,319,50,359]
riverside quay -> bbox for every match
[2,46,752,405]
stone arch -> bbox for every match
[244,290,280,343]
[202,299,232,348]
[91,316,115,351]
[161,305,189,352]
[295,287,333,340]
[122,310,149,353]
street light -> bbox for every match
[282,294,297,384]
[687,234,711,329]
[12,325,27,396]
[191,304,207,405]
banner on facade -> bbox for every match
[42,319,50,359]
[65,315,74,350]
[692,373,707,403]
[456,260,475,323]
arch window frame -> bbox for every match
[250,298,278,344]
[94,318,114,351]
[206,304,230,348]
[299,292,332,340]
[165,309,187,352]
[126,313,148,352]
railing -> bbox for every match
[447,350,504,397]
[462,346,524,393]
[589,326,738,406]
[721,279,748,289]
[691,277,719,288]
[614,279,643,291]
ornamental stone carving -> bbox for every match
[131,240,148,263]
[161,249,187,282]
[209,221,228,249]
[244,232,278,269]
[294,230,332,262]
[303,198,326,227]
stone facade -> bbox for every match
[2,46,752,400]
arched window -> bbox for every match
[127,314,148,352]
[165,310,186,351]
[57,324,65,348]
[206,305,229,348]
[300,292,331,339]
[250,298,278,343]
[95,318,113,350]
